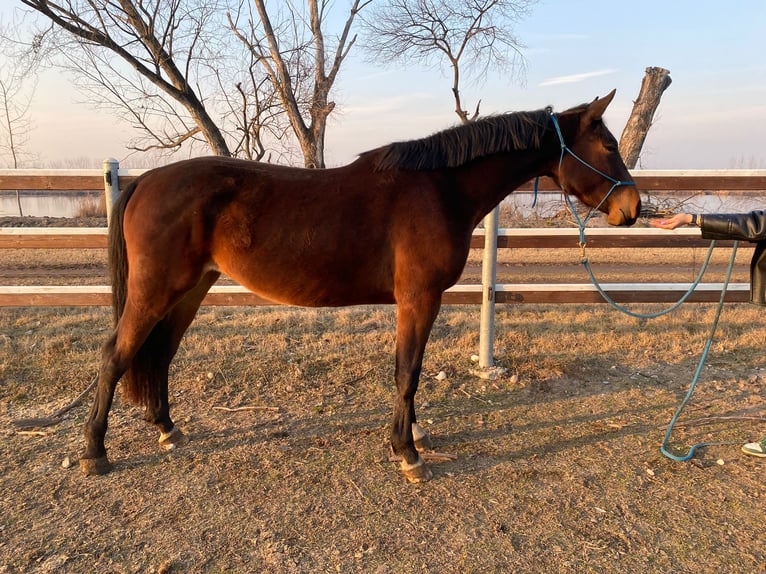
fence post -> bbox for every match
[478,206,499,368]
[102,158,120,225]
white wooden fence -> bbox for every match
[1,164,765,365]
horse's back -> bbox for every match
[122,155,472,308]
[123,157,409,306]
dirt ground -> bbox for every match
[0,216,107,228]
[1,217,766,573]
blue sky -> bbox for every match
[4,0,766,169]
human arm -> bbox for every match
[649,213,694,230]
[699,211,766,242]
[650,210,766,242]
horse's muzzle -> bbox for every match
[607,202,641,226]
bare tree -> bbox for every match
[619,67,672,169]
[19,0,248,157]
[0,18,45,215]
[228,0,369,167]
[0,72,32,215]
[362,0,536,124]
[19,0,367,167]
[0,63,34,171]
[0,21,40,168]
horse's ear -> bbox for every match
[584,89,616,122]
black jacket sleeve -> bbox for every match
[700,210,766,306]
[700,210,766,242]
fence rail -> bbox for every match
[3,168,766,192]
[0,225,743,250]
[0,226,754,306]
[1,166,764,309]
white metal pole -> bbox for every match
[479,206,499,368]
[102,158,120,225]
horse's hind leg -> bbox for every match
[137,319,185,452]
[80,333,127,475]
[81,271,218,475]
[391,293,441,483]
[141,271,220,451]
[81,307,167,475]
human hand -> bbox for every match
[649,213,694,230]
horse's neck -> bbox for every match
[454,149,556,227]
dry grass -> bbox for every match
[74,195,107,218]
[2,300,766,573]
[1,212,765,572]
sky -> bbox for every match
[2,0,766,170]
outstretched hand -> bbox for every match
[649,213,693,230]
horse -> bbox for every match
[80,90,641,482]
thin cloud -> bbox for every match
[539,69,618,87]
[342,93,437,117]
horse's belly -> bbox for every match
[242,281,395,308]
[223,261,395,308]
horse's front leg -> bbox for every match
[391,294,441,483]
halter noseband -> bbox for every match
[534,111,636,230]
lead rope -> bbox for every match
[545,111,741,461]
[660,241,740,461]
[576,208,740,459]
[578,237,718,319]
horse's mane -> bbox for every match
[368,108,555,171]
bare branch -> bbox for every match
[229,0,367,167]
[128,126,202,153]
[362,0,535,123]
[21,0,231,156]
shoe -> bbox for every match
[741,436,766,458]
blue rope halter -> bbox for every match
[542,112,741,461]
[543,111,719,320]
[546,111,636,238]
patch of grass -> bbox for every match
[75,194,107,218]
[1,245,766,572]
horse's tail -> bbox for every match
[108,179,166,407]
[108,179,135,325]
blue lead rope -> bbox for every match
[660,241,740,461]
[545,111,742,462]
[579,242,717,319]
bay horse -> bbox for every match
[80,90,641,482]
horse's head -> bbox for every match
[549,90,641,226]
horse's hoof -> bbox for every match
[414,435,433,452]
[400,456,433,483]
[412,423,433,452]
[158,427,188,451]
[79,456,112,476]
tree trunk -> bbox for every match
[619,67,672,169]
[184,94,231,157]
